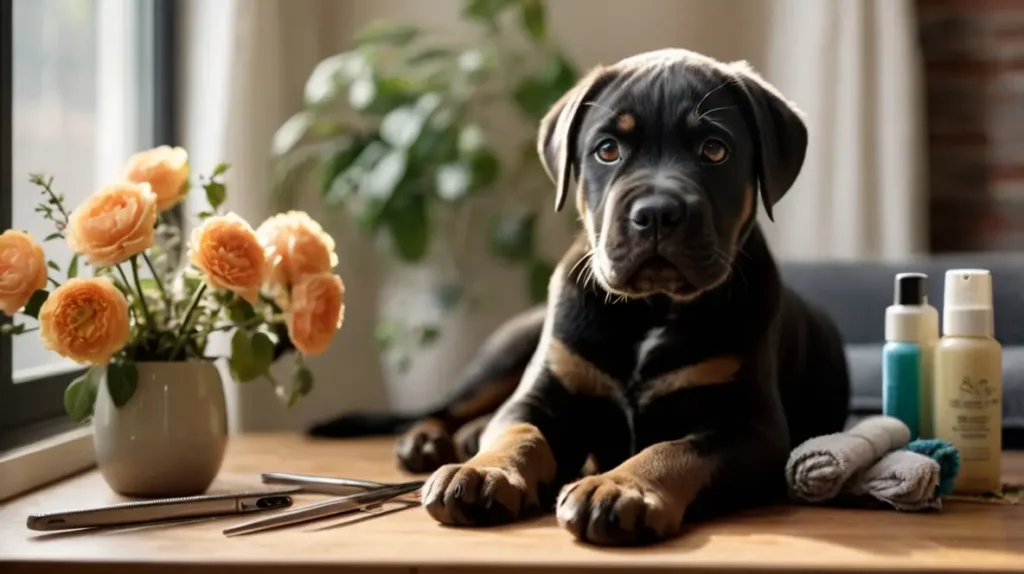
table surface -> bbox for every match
[0,434,1022,574]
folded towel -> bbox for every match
[786,415,911,502]
[847,450,941,511]
[905,439,961,497]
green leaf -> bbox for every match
[520,0,546,41]
[461,0,515,24]
[229,329,256,382]
[304,52,368,106]
[250,331,275,375]
[375,321,399,351]
[64,369,97,422]
[197,210,215,220]
[228,297,257,324]
[386,194,430,262]
[435,162,471,201]
[419,324,441,346]
[361,148,407,202]
[204,181,227,210]
[528,259,554,303]
[380,106,427,149]
[354,21,420,46]
[47,261,60,272]
[408,47,456,65]
[44,232,63,242]
[272,111,313,157]
[212,163,230,177]
[288,361,315,407]
[106,360,139,408]
[230,329,275,383]
[67,254,79,279]
[468,148,500,190]
[22,289,49,319]
[490,212,536,262]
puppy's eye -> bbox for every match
[699,139,729,164]
[594,139,621,164]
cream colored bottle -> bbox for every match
[933,269,1003,495]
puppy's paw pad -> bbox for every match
[421,463,530,526]
[556,474,678,546]
[395,420,457,473]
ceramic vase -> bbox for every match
[92,361,228,497]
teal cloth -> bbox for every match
[905,439,961,497]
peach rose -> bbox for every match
[122,145,190,212]
[188,212,265,302]
[39,277,130,365]
[286,272,345,357]
[65,181,158,268]
[256,211,338,292]
[0,230,49,316]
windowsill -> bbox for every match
[0,426,95,503]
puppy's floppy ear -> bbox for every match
[728,61,808,221]
[537,65,619,212]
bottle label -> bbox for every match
[947,376,1001,461]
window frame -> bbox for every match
[0,0,179,454]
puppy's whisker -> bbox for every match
[583,101,618,118]
[693,77,740,116]
[697,105,739,121]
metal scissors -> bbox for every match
[222,472,424,536]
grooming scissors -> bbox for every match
[222,473,424,536]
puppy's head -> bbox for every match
[538,49,807,300]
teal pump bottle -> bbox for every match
[883,273,940,440]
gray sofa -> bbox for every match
[780,254,1024,449]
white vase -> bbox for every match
[92,361,228,497]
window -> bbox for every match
[0,0,177,452]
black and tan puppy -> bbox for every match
[413,48,850,546]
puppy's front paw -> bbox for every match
[421,463,534,526]
[395,419,457,473]
[556,474,681,546]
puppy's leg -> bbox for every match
[420,369,605,526]
[556,422,788,546]
[396,307,543,473]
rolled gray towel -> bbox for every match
[847,449,942,511]
[786,415,911,502]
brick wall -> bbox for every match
[918,0,1024,252]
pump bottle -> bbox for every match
[934,269,1003,495]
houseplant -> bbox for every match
[272,0,577,400]
[0,146,346,497]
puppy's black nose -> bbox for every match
[629,194,684,235]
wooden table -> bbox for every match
[1,434,1022,574]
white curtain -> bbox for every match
[757,0,928,262]
[180,0,929,431]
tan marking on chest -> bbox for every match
[637,355,742,406]
[547,338,621,398]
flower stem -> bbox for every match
[141,252,171,310]
[35,175,71,223]
[113,265,143,327]
[129,256,154,331]
[170,283,207,359]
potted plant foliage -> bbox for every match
[272,0,577,402]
